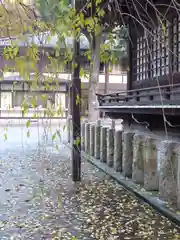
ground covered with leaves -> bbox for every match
[0,125,180,239]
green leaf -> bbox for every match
[63,125,66,131]
[4,133,7,141]
[56,130,61,139]
[72,236,77,240]
[56,144,59,151]
[30,97,37,108]
[26,119,31,128]
[80,68,85,77]
[52,133,56,141]
[76,94,80,105]
[27,131,30,138]
[74,136,80,146]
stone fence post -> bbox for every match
[111,120,115,129]
[90,124,95,157]
[177,148,180,209]
[81,120,88,151]
[122,132,134,178]
[95,120,101,159]
[100,126,108,163]
[159,141,178,204]
[144,137,159,191]
[132,134,144,184]
[107,128,114,167]
[85,123,90,154]
[114,130,123,172]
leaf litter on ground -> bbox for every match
[0,142,180,239]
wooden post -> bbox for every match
[71,0,81,181]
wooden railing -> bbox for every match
[97,83,180,106]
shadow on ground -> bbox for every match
[0,125,180,239]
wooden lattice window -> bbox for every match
[161,21,169,75]
[152,28,158,78]
[172,17,178,72]
[171,16,180,72]
[136,21,169,81]
[136,36,148,81]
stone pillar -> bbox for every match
[90,124,95,156]
[132,134,144,184]
[95,120,101,159]
[81,121,84,150]
[144,137,159,191]
[85,123,90,154]
[107,128,114,167]
[81,120,88,151]
[114,130,123,172]
[159,141,178,204]
[111,120,115,129]
[100,127,108,163]
[122,132,134,178]
[177,147,180,209]
[96,119,101,127]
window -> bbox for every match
[136,36,148,81]
[172,16,180,72]
[12,92,24,108]
[136,20,169,81]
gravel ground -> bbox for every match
[0,124,180,239]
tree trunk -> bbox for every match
[104,62,109,94]
[102,62,109,118]
[88,32,102,121]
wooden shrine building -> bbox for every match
[97,0,180,134]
